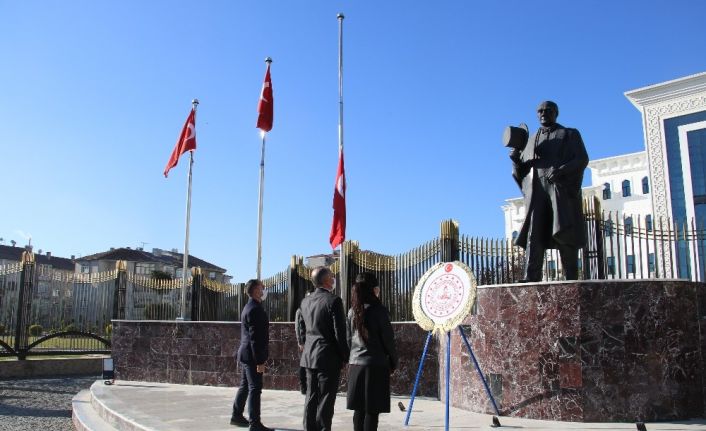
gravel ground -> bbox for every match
[0,375,98,431]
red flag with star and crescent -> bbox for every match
[256,63,273,132]
[163,109,196,178]
[329,146,346,249]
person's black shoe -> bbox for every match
[249,422,274,431]
[230,414,249,427]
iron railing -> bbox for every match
[3,207,705,360]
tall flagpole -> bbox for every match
[179,98,198,320]
[337,14,344,163]
[256,57,272,280]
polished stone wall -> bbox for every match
[442,280,705,422]
[112,321,438,397]
[113,280,704,422]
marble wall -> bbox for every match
[442,280,705,422]
[112,321,438,397]
[112,280,705,422]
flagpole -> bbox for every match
[256,57,272,280]
[337,13,344,158]
[256,129,266,279]
[179,98,198,320]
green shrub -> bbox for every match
[0,324,5,335]
[63,323,77,332]
[105,324,112,336]
[29,324,43,336]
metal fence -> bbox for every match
[3,206,705,359]
[0,253,112,359]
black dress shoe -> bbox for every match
[249,422,274,431]
[230,414,249,427]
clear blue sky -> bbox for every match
[2,1,706,279]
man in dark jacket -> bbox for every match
[297,266,349,431]
[510,100,589,282]
[231,279,273,431]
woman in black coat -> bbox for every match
[346,273,398,431]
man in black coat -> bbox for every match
[231,279,273,431]
[510,100,589,282]
[297,267,349,431]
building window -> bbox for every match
[622,180,631,197]
[625,217,633,235]
[511,231,518,240]
[645,215,653,232]
[80,264,91,274]
[607,256,615,275]
[603,183,611,200]
[604,220,613,237]
[135,263,156,275]
[627,255,635,274]
[642,176,649,194]
[648,253,655,273]
[209,272,216,280]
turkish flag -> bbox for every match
[256,63,273,132]
[163,109,196,178]
[329,147,346,249]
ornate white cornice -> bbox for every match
[625,72,706,110]
[588,151,647,176]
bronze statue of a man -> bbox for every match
[508,101,589,282]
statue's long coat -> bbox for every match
[512,123,589,249]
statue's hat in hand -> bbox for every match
[503,123,529,150]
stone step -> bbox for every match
[71,388,118,431]
[89,381,149,431]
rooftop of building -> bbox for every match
[0,244,74,271]
[78,247,226,273]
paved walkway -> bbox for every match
[89,380,706,430]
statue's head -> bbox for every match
[536,101,559,127]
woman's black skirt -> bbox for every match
[346,364,391,413]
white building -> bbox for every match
[625,71,706,280]
[503,151,653,242]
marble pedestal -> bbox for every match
[444,279,705,422]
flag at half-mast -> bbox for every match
[256,62,273,132]
[163,109,196,177]
[329,145,346,249]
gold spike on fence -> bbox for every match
[328,259,340,275]
[263,270,288,289]
[354,249,396,271]
[201,278,235,293]
[127,273,189,290]
[54,269,118,284]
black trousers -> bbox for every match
[233,363,263,423]
[353,410,379,431]
[299,366,307,393]
[303,367,341,431]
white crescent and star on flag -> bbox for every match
[185,122,195,142]
[260,82,270,103]
[336,175,345,197]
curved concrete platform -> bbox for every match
[72,380,706,430]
